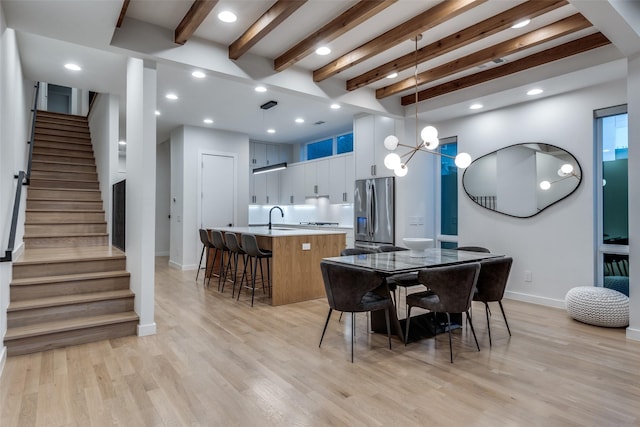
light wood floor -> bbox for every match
[1,257,639,426]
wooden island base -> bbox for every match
[208,227,346,305]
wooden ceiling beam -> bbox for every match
[174,0,219,45]
[229,0,307,60]
[116,0,130,28]
[312,0,487,82]
[378,14,592,99]
[401,32,611,105]
[347,0,568,91]
[274,0,397,72]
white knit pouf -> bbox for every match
[565,286,629,327]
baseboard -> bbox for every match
[626,327,640,341]
[12,242,24,261]
[168,260,182,270]
[504,291,566,309]
[182,263,197,271]
[137,322,156,337]
[0,346,6,378]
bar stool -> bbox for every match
[208,230,231,291]
[239,234,272,307]
[196,229,216,283]
[223,232,247,297]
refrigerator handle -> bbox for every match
[366,181,372,237]
[370,181,376,238]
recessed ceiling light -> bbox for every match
[527,88,544,96]
[511,19,530,29]
[165,93,178,100]
[118,140,126,146]
[295,118,304,123]
[267,129,276,134]
[255,85,267,93]
[155,110,161,116]
[203,118,213,124]
[64,63,82,71]
[330,103,341,109]
[470,103,483,110]
[218,11,237,23]
[315,46,331,56]
[192,71,206,79]
[386,72,398,79]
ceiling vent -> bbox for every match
[260,100,278,110]
[492,58,506,64]
[314,120,325,125]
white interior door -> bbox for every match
[201,154,235,228]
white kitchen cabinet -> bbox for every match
[280,163,305,205]
[250,171,279,204]
[249,142,267,167]
[304,158,329,197]
[354,114,402,179]
[329,154,354,203]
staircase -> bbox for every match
[5,110,138,356]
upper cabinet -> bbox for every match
[354,114,402,179]
[304,158,330,197]
[280,163,305,205]
[249,142,292,168]
[329,154,354,203]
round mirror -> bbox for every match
[462,143,582,218]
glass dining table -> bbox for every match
[322,248,503,343]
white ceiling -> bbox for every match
[2,0,639,144]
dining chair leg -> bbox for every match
[237,256,251,301]
[384,308,392,350]
[196,245,205,282]
[404,306,413,345]
[484,302,492,347]
[338,312,343,322]
[351,312,356,363]
[446,312,453,363]
[250,256,258,307]
[319,308,333,347]
[205,248,218,288]
[466,310,481,352]
[221,252,233,293]
[498,301,511,336]
[217,251,226,291]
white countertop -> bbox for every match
[213,226,347,237]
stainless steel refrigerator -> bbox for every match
[354,177,395,248]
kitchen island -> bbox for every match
[209,226,346,305]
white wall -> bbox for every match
[88,93,119,238]
[627,54,640,340]
[0,13,29,372]
[169,125,250,269]
[155,140,170,256]
[435,79,627,307]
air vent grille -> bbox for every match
[314,120,325,125]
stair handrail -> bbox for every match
[1,82,40,262]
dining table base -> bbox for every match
[371,311,463,344]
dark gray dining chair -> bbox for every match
[405,262,481,363]
[224,232,247,298]
[239,233,272,307]
[319,261,393,363]
[473,257,513,346]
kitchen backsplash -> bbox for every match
[248,197,353,227]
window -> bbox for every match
[307,138,333,160]
[595,105,628,286]
[304,132,354,160]
[437,137,459,248]
[336,133,353,154]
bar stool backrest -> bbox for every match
[210,230,228,251]
[224,232,244,254]
[242,234,268,257]
[199,229,213,248]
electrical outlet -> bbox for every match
[524,270,532,282]
[302,243,311,250]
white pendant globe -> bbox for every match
[384,153,401,170]
[420,126,438,144]
[455,152,472,168]
[394,163,408,177]
[540,180,551,190]
[560,163,574,175]
[423,137,439,150]
[384,135,399,150]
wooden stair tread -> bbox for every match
[27,197,101,202]
[11,270,130,286]
[24,232,109,238]
[29,177,97,183]
[25,220,106,225]
[14,248,126,265]
[4,312,139,340]
[26,187,100,192]
[32,159,95,166]
[26,209,104,213]
[8,289,134,312]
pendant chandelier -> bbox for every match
[383,35,472,177]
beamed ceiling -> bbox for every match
[119,0,609,104]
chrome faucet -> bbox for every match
[268,206,284,230]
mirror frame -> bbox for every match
[462,142,582,218]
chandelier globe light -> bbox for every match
[383,35,472,177]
